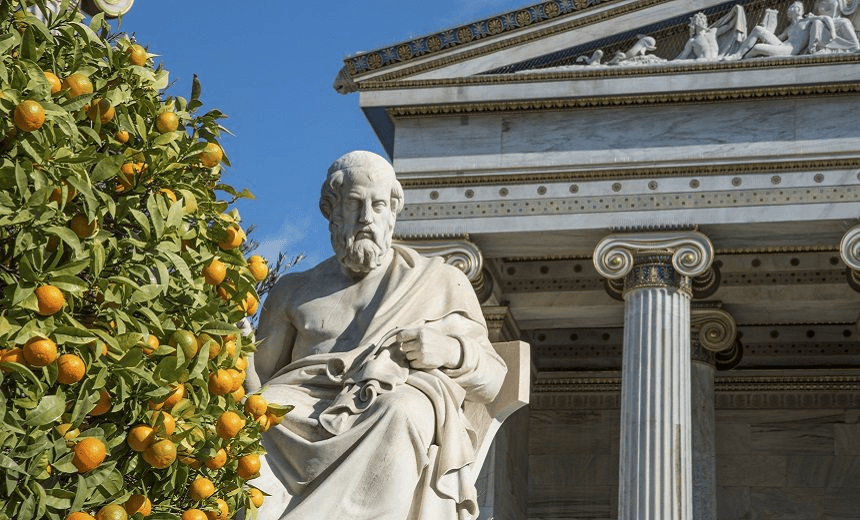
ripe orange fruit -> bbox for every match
[90,390,111,416]
[126,44,147,66]
[202,258,226,285]
[248,487,264,508]
[114,130,130,143]
[14,100,45,132]
[155,111,179,133]
[0,347,24,370]
[63,73,94,97]
[205,499,229,520]
[44,71,62,95]
[66,512,96,520]
[124,494,151,517]
[234,355,248,371]
[267,412,284,427]
[160,188,177,204]
[247,256,268,281]
[95,504,127,520]
[57,353,86,384]
[35,284,65,316]
[224,339,237,359]
[151,410,176,437]
[56,423,81,441]
[72,437,106,473]
[23,337,58,367]
[241,293,259,316]
[143,334,159,356]
[255,413,271,432]
[199,142,223,168]
[170,330,198,358]
[70,214,98,238]
[188,476,215,501]
[49,181,77,205]
[87,99,115,124]
[181,510,207,520]
[142,438,177,469]
[227,368,245,393]
[237,453,261,479]
[208,369,233,396]
[216,411,245,439]
[153,383,185,410]
[197,333,221,359]
[218,226,244,250]
[244,395,267,418]
[205,448,227,470]
[231,386,246,402]
[127,424,155,452]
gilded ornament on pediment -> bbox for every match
[544,2,561,17]
[427,35,443,52]
[516,10,533,26]
[573,0,589,9]
[346,60,357,75]
[457,26,473,43]
[366,53,383,70]
[397,44,413,61]
[488,18,504,35]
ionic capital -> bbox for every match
[593,231,715,279]
[691,307,737,353]
[840,225,860,271]
[395,237,492,301]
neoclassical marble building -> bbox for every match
[336,0,860,518]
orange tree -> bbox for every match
[0,2,289,519]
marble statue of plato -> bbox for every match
[246,151,507,520]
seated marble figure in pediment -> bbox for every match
[572,0,859,67]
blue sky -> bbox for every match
[113,0,525,270]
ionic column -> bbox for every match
[594,232,714,520]
[690,307,737,520]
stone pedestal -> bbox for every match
[594,232,714,520]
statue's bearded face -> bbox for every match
[330,173,396,275]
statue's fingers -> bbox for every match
[396,328,420,344]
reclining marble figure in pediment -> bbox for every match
[246,151,508,520]
[571,0,858,67]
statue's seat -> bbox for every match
[464,340,530,479]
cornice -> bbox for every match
[532,373,860,392]
[361,53,860,91]
[385,82,860,119]
[345,0,642,81]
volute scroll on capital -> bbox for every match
[691,307,737,352]
[593,231,715,279]
[394,237,493,301]
[839,225,860,271]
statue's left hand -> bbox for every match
[396,326,463,370]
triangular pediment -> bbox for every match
[337,0,860,89]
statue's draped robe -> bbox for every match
[251,246,506,520]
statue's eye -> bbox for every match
[373,201,387,211]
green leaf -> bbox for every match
[129,284,163,304]
[24,392,65,427]
[91,155,124,183]
[44,226,82,256]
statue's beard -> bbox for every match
[331,222,392,275]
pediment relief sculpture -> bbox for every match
[573,0,859,67]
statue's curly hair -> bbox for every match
[319,151,404,223]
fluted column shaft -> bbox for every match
[594,232,713,520]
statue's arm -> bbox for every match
[246,278,297,393]
[433,313,508,404]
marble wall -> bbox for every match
[527,402,860,519]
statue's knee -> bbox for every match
[374,387,435,441]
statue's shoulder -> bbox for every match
[267,256,341,308]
